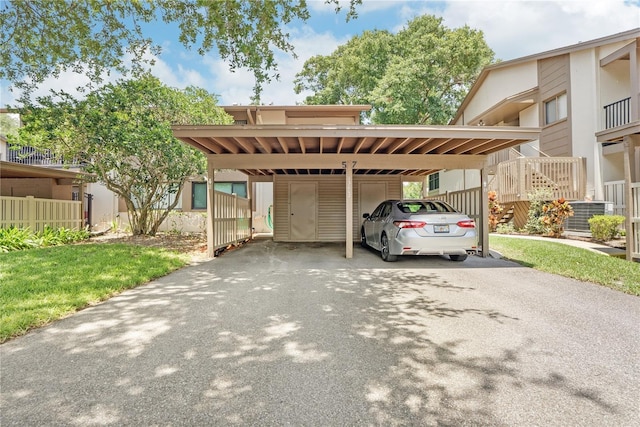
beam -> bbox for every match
[205,153,488,170]
[173,124,540,142]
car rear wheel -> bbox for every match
[361,228,368,248]
[449,254,468,262]
[380,233,397,262]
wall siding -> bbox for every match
[538,54,572,156]
[273,174,402,242]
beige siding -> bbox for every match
[1,178,57,199]
[538,54,572,156]
[273,174,402,242]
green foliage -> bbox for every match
[0,226,89,252]
[495,223,516,234]
[11,74,230,236]
[540,198,574,238]
[0,227,39,252]
[402,182,423,199]
[488,190,503,232]
[490,235,640,296]
[588,215,625,241]
[0,244,188,342]
[0,0,361,103]
[524,188,553,235]
[295,15,494,124]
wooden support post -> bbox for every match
[345,160,354,259]
[480,166,489,257]
[623,136,638,261]
[207,159,216,258]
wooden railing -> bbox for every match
[427,187,481,225]
[491,157,586,203]
[631,183,640,261]
[0,196,83,231]
[604,180,625,216]
[212,191,252,249]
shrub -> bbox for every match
[0,227,39,252]
[524,188,553,235]
[496,223,516,234]
[0,226,89,252]
[488,190,503,232]
[540,197,574,238]
[588,215,625,241]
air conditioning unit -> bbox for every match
[566,201,614,232]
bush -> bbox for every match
[496,223,516,234]
[0,227,39,252]
[488,190,503,232]
[0,226,89,252]
[524,188,553,235]
[540,197,574,238]
[588,215,625,241]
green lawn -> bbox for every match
[490,235,640,296]
[0,243,189,343]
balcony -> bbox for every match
[603,97,631,130]
[490,157,586,203]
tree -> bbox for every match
[0,0,360,103]
[10,74,232,235]
[294,15,494,124]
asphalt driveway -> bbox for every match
[1,240,639,426]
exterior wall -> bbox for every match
[454,62,537,125]
[273,175,401,242]
[570,49,601,198]
[287,116,356,125]
[87,181,119,230]
[436,170,480,195]
[539,54,572,157]
[1,178,55,198]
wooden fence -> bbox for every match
[427,187,481,224]
[212,191,252,250]
[631,183,640,261]
[0,196,83,231]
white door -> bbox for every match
[289,182,317,241]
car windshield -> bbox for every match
[396,201,456,214]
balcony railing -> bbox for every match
[490,157,586,203]
[603,97,631,129]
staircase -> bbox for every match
[498,205,515,225]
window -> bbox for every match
[191,181,248,210]
[214,182,247,198]
[544,93,567,125]
[428,173,440,192]
[192,182,207,209]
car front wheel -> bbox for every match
[380,233,397,262]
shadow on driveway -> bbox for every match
[2,240,637,425]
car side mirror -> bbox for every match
[363,213,370,219]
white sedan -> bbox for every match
[361,200,478,262]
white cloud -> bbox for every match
[204,26,348,105]
[428,1,640,60]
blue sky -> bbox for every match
[2,0,639,107]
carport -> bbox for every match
[172,105,539,258]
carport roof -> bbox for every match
[173,123,540,176]
[0,160,93,181]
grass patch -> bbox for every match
[0,243,189,342]
[490,235,640,296]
